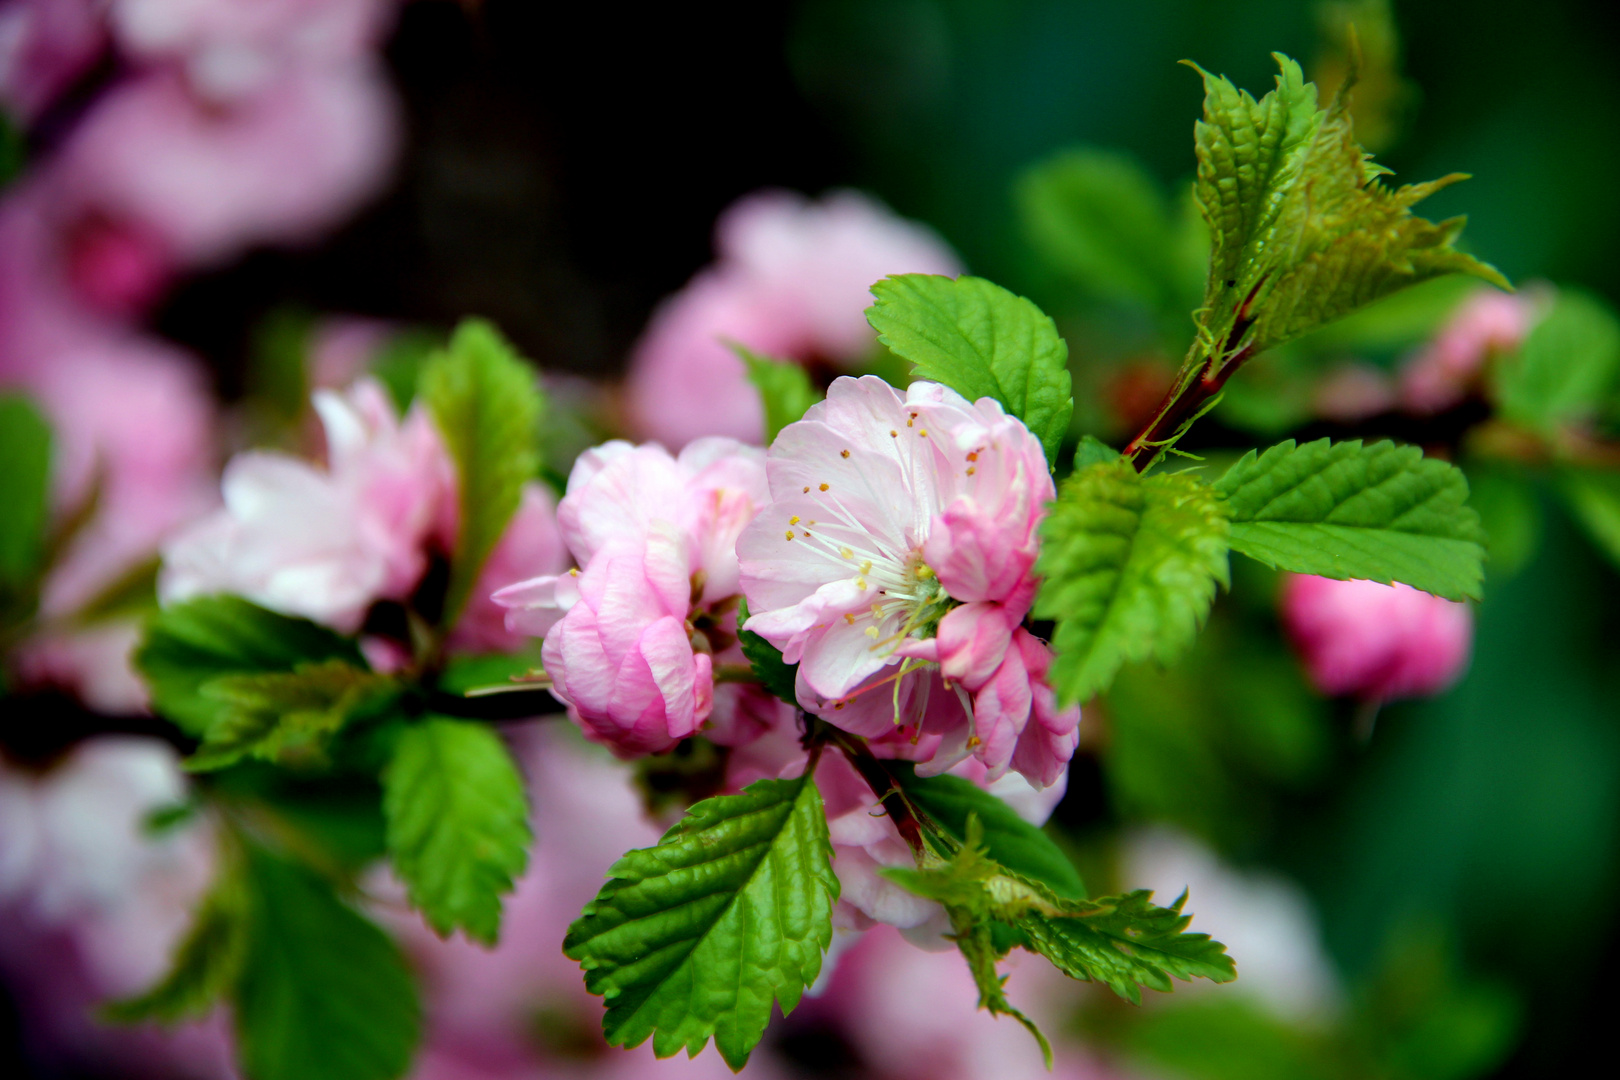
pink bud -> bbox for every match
[1399,289,1535,415]
[1279,574,1472,702]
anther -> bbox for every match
[803,486,810,493]
[844,613,856,625]
[840,546,854,559]
[967,451,978,462]
[966,466,976,476]
[841,449,850,458]
[890,429,898,437]
[819,483,829,491]
[785,530,795,540]
[918,429,928,438]
[789,515,800,525]
[865,626,880,638]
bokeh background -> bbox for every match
[5,1,1620,1078]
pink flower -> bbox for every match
[0,0,106,123]
[1399,288,1536,414]
[1279,574,1473,702]
[448,485,570,655]
[109,0,398,100]
[160,376,452,632]
[50,63,398,270]
[495,439,793,757]
[737,376,1078,785]
[625,189,959,448]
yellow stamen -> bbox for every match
[841,449,850,458]
[789,515,800,525]
[785,530,795,540]
[840,546,854,559]
[819,483,829,491]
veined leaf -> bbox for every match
[736,597,799,706]
[1214,439,1485,600]
[866,274,1073,465]
[563,774,838,1070]
[1494,290,1620,433]
[736,345,822,444]
[1074,434,1123,471]
[889,762,1083,900]
[421,319,543,629]
[884,818,1233,1009]
[382,718,531,945]
[0,394,52,593]
[104,859,249,1023]
[188,659,397,772]
[136,596,367,737]
[235,846,421,1080]
[1035,462,1231,705]
[1187,54,1505,372]
[1020,890,1236,1004]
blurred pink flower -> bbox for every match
[738,376,1077,784]
[1399,288,1535,414]
[625,189,960,448]
[811,924,1118,1080]
[109,0,399,101]
[0,0,106,122]
[50,63,398,270]
[495,439,792,757]
[0,737,233,1078]
[449,485,570,655]
[161,376,452,632]
[0,244,218,707]
[1123,825,1341,1019]
[1279,574,1473,702]
[1313,363,1396,423]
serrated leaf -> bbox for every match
[1494,290,1620,433]
[1020,889,1236,1004]
[382,718,531,945]
[0,394,52,594]
[188,659,396,772]
[104,860,249,1023]
[235,846,421,1080]
[736,597,799,706]
[1016,148,1184,313]
[563,773,838,1070]
[421,319,543,630]
[736,345,822,444]
[866,274,1073,465]
[1214,438,1485,600]
[1035,462,1230,705]
[883,817,1233,1008]
[136,596,367,737]
[889,762,1083,900]
[1187,54,1505,371]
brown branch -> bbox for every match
[830,731,925,853]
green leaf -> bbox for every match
[1557,469,1620,572]
[1016,148,1183,313]
[563,773,838,1070]
[0,394,52,593]
[883,817,1233,1007]
[188,659,396,772]
[382,718,531,945]
[889,762,1083,900]
[105,861,250,1024]
[1035,462,1231,705]
[436,646,546,696]
[136,596,367,737]
[736,345,822,444]
[1020,889,1237,1004]
[736,597,799,706]
[1494,290,1620,433]
[1186,54,1505,369]
[866,274,1073,465]
[421,319,544,629]
[1074,434,1122,470]
[1214,439,1485,601]
[235,846,421,1080]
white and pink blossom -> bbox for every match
[495,439,794,757]
[1279,573,1473,702]
[160,376,453,632]
[625,190,960,448]
[737,376,1079,785]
